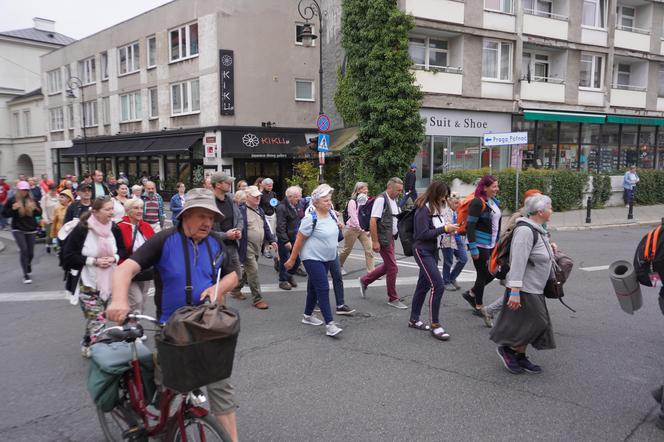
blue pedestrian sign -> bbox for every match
[317,133,330,152]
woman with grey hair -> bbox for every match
[284,184,345,336]
[131,184,143,200]
[339,182,374,273]
[490,194,556,374]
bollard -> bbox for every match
[609,260,642,314]
[585,196,592,224]
[627,200,634,220]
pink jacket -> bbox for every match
[346,198,361,230]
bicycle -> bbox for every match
[92,314,231,442]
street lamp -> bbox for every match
[297,0,325,183]
[66,76,89,174]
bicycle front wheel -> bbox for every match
[97,404,147,442]
[167,413,231,442]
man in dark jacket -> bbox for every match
[64,183,93,222]
[91,170,110,199]
[259,177,278,236]
[400,163,417,208]
[211,171,243,296]
[275,186,302,290]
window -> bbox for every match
[295,79,314,101]
[78,57,96,85]
[408,37,448,69]
[81,100,98,127]
[118,42,140,75]
[295,24,317,46]
[23,110,30,136]
[482,39,512,81]
[169,22,199,62]
[120,91,142,122]
[101,52,109,80]
[579,53,604,89]
[615,63,631,87]
[12,112,20,137]
[522,52,550,81]
[659,65,664,97]
[47,69,62,94]
[523,0,552,16]
[582,0,606,28]
[170,79,200,115]
[149,87,158,118]
[617,5,635,31]
[147,36,157,68]
[67,104,74,129]
[102,97,110,125]
[49,107,64,131]
[484,0,513,13]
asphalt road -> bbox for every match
[1,225,664,441]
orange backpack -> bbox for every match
[456,194,485,236]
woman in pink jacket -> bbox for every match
[339,182,374,273]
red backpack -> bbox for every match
[456,194,485,236]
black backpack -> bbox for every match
[396,209,415,257]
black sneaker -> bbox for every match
[516,353,542,374]
[462,290,476,309]
[336,304,356,315]
[27,264,32,275]
[358,277,368,298]
[496,346,524,374]
[652,386,663,404]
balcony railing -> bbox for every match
[523,9,568,21]
[521,74,565,84]
[413,65,463,74]
[615,23,651,35]
[612,83,647,92]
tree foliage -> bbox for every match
[334,0,424,196]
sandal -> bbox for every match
[430,323,450,341]
[408,320,430,331]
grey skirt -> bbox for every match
[489,290,556,350]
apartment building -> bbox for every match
[42,0,320,191]
[402,0,664,186]
[0,18,74,180]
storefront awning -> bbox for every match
[524,111,606,124]
[62,133,202,157]
[329,127,359,152]
[606,115,664,126]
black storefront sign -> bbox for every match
[221,130,309,159]
[220,49,235,115]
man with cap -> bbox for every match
[400,163,418,209]
[236,185,278,309]
[211,172,244,295]
[64,182,93,223]
[107,188,240,441]
[0,176,9,230]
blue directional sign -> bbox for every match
[317,133,330,152]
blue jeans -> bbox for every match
[278,243,299,282]
[303,260,334,324]
[399,190,418,208]
[329,254,345,306]
[411,247,445,325]
[441,237,468,284]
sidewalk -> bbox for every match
[546,203,664,231]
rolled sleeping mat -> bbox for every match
[609,260,643,315]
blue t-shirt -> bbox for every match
[130,228,236,323]
[299,211,339,262]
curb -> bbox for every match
[0,240,4,253]
[550,220,661,232]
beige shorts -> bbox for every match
[206,377,237,415]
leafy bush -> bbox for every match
[634,170,664,205]
[286,162,319,196]
[590,173,612,208]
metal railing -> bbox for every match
[523,8,569,21]
[413,64,463,74]
[612,83,647,92]
[615,23,651,35]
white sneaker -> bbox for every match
[23,276,32,284]
[81,345,91,358]
[387,300,408,309]
[302,314,324,326]
[341,268,348,276]
[325,322,343,336]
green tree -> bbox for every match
[335,0,424,196]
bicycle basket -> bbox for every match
[87,341,155,412]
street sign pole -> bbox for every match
[484,133,528,211]
[316,114,331,184]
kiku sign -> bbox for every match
[219,49,235,115]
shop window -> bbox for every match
[621,125,638,168]
[599,124,620,172]
[452,137,482,170]
[558,123,580,169]
[536,121,558,169]
[639,126,656,169]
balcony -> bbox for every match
[520,78,565,103]
[614,25,651,52]
[405,0,464,24]
[483,11,515,33]
[481,80,513,99]
[522,10,568,40]
[413,67,463,95]
[610,85,647,108]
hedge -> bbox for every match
[634,170,664,205]
[432,168,613,212]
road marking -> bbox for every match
[0,290,70,302]
[345,253,476,275]
[580,265,610,272]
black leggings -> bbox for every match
[471,246,495,306]
[12,230,36,276]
